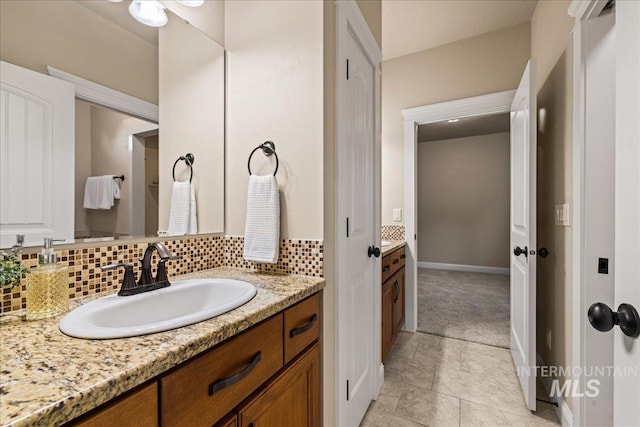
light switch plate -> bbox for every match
[555,203,571,226]
[393,208,402,222]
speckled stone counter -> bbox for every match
[0,267,325,427]
[381,240,405,256]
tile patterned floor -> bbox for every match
[361,332,561,427]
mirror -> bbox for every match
[0,0,224,248]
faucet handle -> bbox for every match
[100,263,138,295]
[156,255,179,284]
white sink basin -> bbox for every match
[59,279,257,339]
[381,240,391,247]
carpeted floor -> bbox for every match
[417,268,510,348]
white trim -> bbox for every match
[568,0,607,26]
[335,1,382,425]
[402,90,515,336]
[402,90,516,124]
[571,18,586,427]
[47,66,159,123]
[417,261,510,275]
[536,354,574,427]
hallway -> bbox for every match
[361,331,559,426]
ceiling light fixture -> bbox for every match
[129,0,168,27]
[447,119,459,123]
[176,0,205,6]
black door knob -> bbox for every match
[513,246,528,257]
[588,302,640,338]
[368,246,381,258]
[538,247,549,258]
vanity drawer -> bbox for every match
[160,315,284,427]
[284,294,320,364]
[382,246,405,283]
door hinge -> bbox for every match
[346,379,350,401]
[346,217,349,238]
[346,59,349,80]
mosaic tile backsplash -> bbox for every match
[1,235,323,314]
[381,224,405,241]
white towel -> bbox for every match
[167,182,198,235]
[83,175,119,210]
[243,175,280,263]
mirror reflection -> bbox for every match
[0,0,224,248]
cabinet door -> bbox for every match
[70,381,158,427]
[237,344,320,427]
[393,268,405,334]
[381,279,395,362]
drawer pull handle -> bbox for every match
[392,259,399,265]
[400,254,406,259]
[208,351,262,396]
[383,265,391,272]
[290,314,318,338]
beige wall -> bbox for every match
[225,0,324,239]
[161,0,224,46]
[0,0,158,104]
[417,133,510,268]
[356,0,382,49]
[531,0,575,409]
[74,100,92,237]
[144,135,160,236]
[159,17,225,234]
[86,105,157,236]
[381,22,531,225]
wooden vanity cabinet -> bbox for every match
[68,293,321,427]
[381,246,405,361]
[69,381,158,427]
[236,344,320,427]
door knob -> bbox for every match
[538,247,549,258]
[368,246,381,258]
[513,246,528,257]
[588,302,640,338]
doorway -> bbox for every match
[415,113,511,348]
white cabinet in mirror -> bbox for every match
[0,1,224,248]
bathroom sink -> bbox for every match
[59,279,257,339]
[381,240,391,247]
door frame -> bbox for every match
[335,0,382,424]
[401,89,516,332]
[568,1,612,425]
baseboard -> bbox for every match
[536,353,574,427]
[417,261,510,275]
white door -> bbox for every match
[613,1,640,424]
[510,59,537,411]
[0,61,74,247]
[337,16,377,427]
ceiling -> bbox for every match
[76,1,159,46]
[382,0,538,60]
[418,113,510,143]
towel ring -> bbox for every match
[173,153,195,183]
[247,141,278,176]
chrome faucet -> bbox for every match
[100,243,179,296]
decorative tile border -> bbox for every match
[382,224,405,241]
[1,235,224,315]
[224,237,323,277]
[1,235,323,314]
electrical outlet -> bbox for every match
[547,329,552,350]
[393,208,402,222]
[555,203,571,226]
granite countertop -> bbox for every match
[0,267,325,427]
[381,240,405,256]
